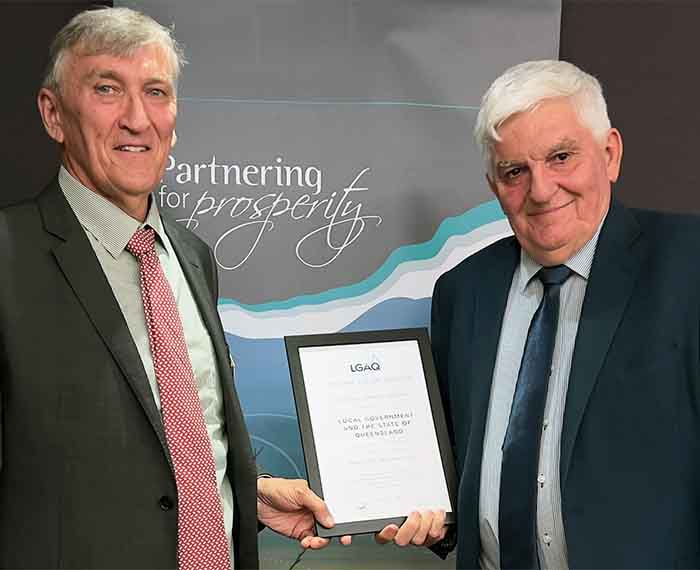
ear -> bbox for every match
[37,88,65,144]
[604,127,623,183]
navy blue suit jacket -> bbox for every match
[431,200,700,569]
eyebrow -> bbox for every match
[547,137,579,153]
[85,69,172,86]
[495,137,580,169]
[84,69,121,82]
[496,159,522,169]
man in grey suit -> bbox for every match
[429,59,700,568]
[0,7,338,569]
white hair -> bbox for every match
[474,60,611,172]
[42,7,186,93]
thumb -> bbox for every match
[375,524,399,545]
[300,488,335,528]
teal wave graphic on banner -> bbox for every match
[219,199,504,312]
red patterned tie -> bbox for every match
[127,227,230,570]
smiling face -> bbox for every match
[488,97,622,266]
[38,43,176,221]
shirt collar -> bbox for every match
[58,166,170,260]
[517,213,606,293]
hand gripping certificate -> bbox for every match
[285,328,457,536]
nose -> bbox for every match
[118,92,150,133]
[528,161,558,203]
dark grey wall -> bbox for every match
[560,0,700,213]
[0,1,113,207]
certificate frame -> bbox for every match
[284,328,458,537]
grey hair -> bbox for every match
[474,60,611,172]
[42,6,186,93]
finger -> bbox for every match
[374,524,399,545]
[410,510,434,546]
[308,537,331,549]
[394,512,421,547]
[340,535,353,546]
[300,536,330,549]
[426,509,447,546]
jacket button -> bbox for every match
[159,496,174,510]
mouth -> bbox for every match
[530,199,575,217]
[114,145,150,153]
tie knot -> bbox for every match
[538,264,573,287]
[126,227,156,257]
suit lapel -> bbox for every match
[38,183,169,457]
[161,216,232,388]
[560,201,644,486]
[162,216,251,469]
[463,239,520,488]
[470,238,521,423]
[453,238,519,567]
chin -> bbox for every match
[532,229,573,249]
[523,238,571,263]
[117,180,159,196]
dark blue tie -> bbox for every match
[498,265,573,569]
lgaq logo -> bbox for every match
[349,361,381,373]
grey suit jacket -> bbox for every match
[0,181,259,569]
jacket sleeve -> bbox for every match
[429,274,458,559]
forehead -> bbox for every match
[493,98,590,159]
[64,43,174,85]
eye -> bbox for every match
[95,84,116,94]
[504,166,523,180]
[496,163,528,184]
[553,151,571,162]
[147,87,167,97]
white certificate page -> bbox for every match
[298,340,452,524]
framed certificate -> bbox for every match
[284,328,457,537]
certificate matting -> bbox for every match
[285,328,457,537]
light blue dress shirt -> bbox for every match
[479,221,603,570]
[59,167,235,566]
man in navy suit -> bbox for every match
[431,60,700,568]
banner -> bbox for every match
[121,1,561,566]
